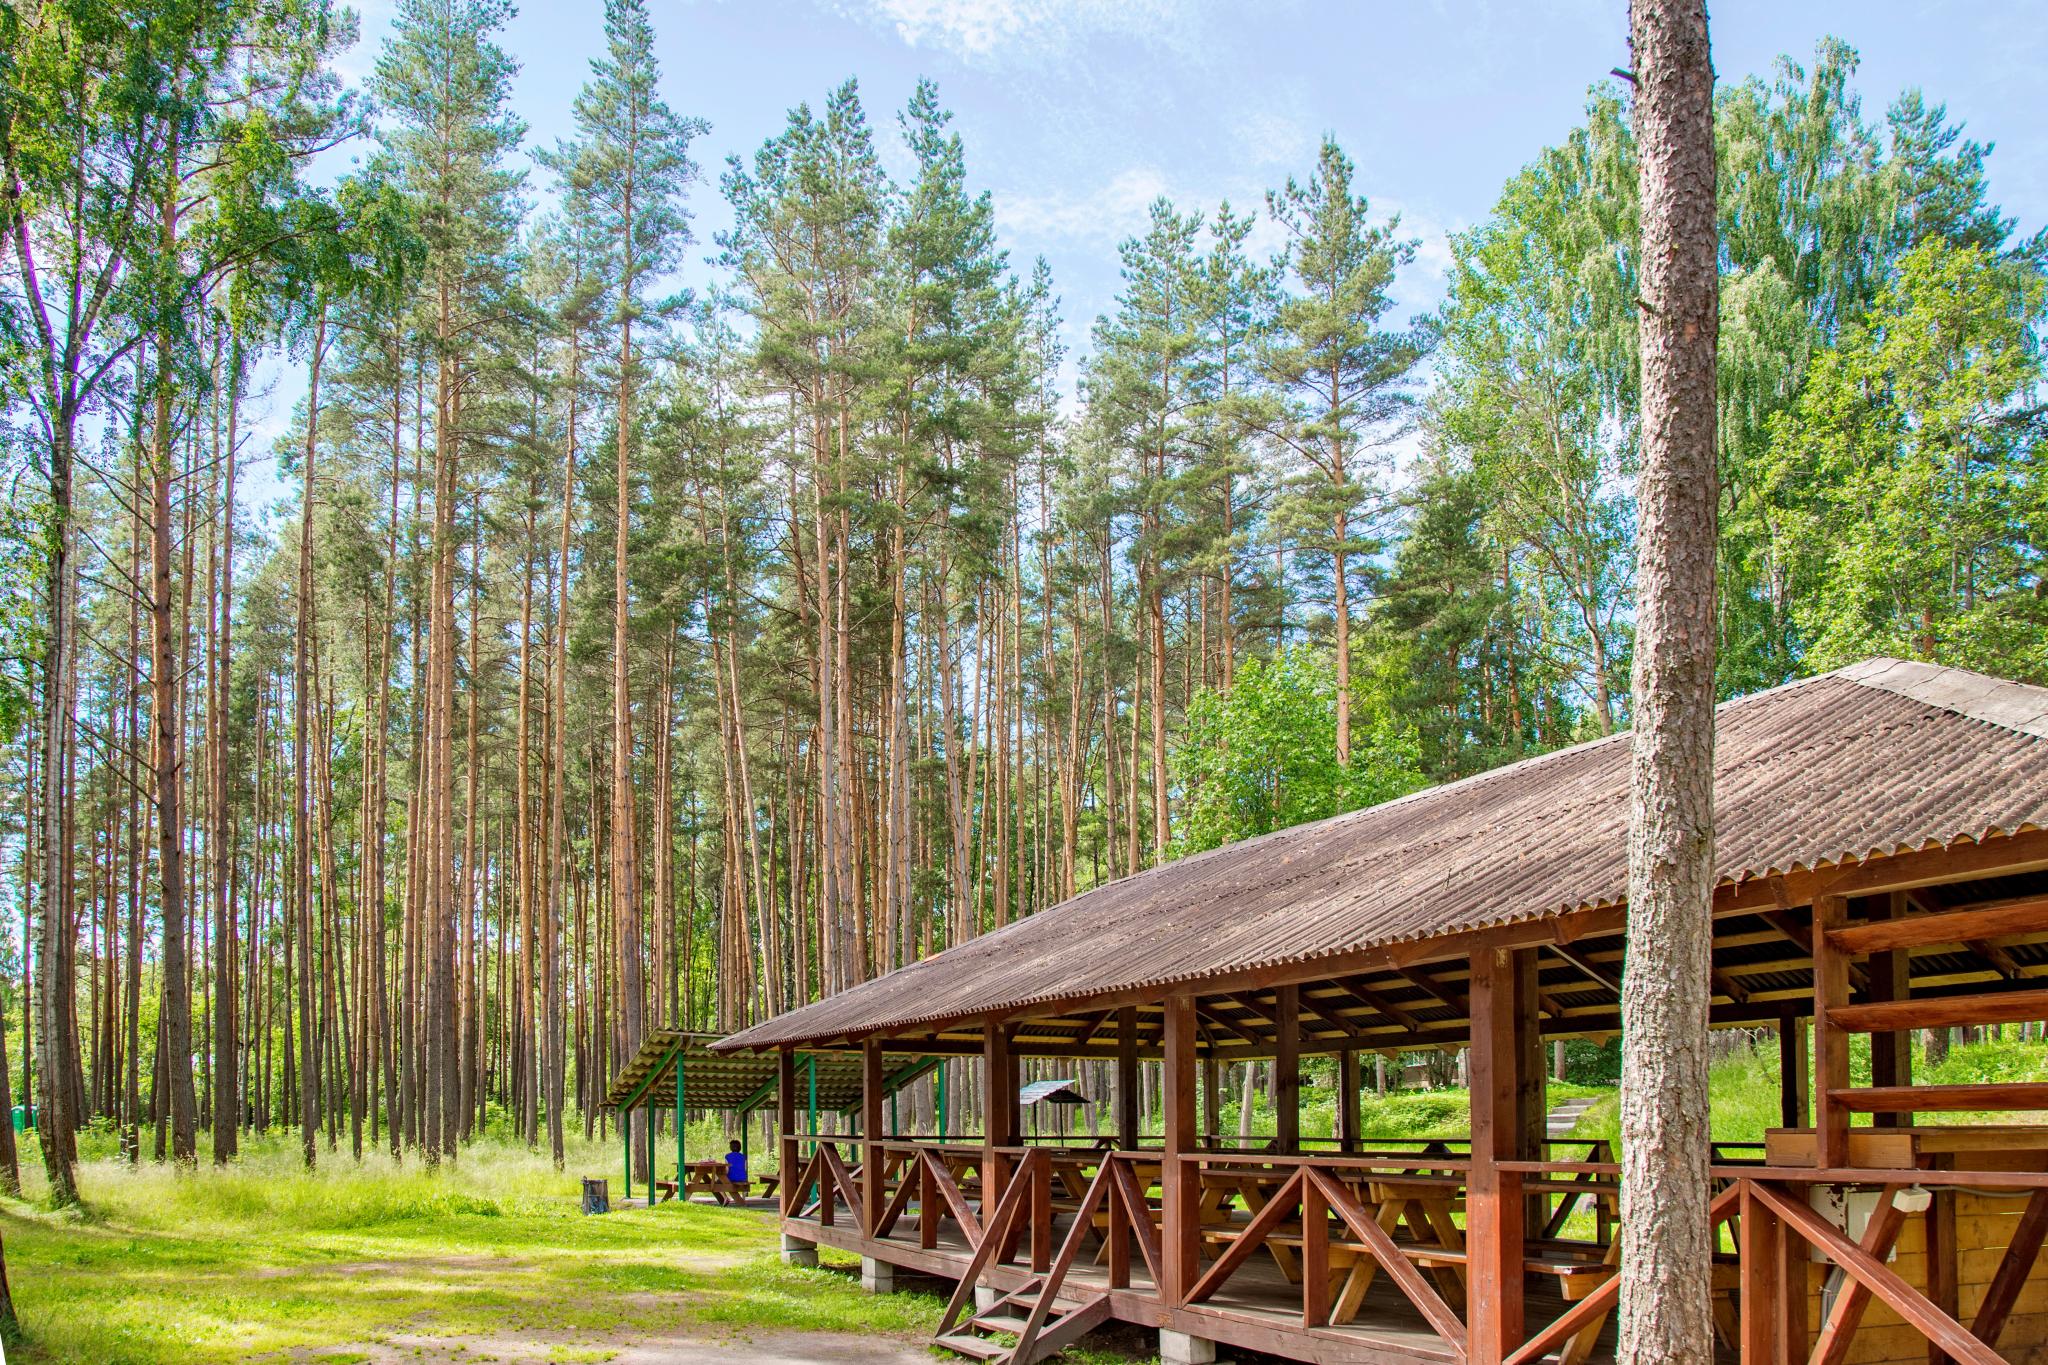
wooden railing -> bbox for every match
[783,1136,2048,1365]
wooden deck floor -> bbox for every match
[792,1209,1661,1365]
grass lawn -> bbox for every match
[2,1131,956,1364]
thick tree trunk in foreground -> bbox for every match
[1619,2,1720,1362]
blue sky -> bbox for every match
[246,0,2048,512]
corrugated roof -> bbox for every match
[719,659,2048,1052]
[607,1029,940,1110]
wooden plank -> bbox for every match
[1970,1187,2048,1348]
[1833,1084,2048,1113]
[1830,987,2048,1034]
[1828,894,2048,954]
[1749,1181,2005,1365]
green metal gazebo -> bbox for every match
[603,1029,942,1204]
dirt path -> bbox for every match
[334,1327,939,1363]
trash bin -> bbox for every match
[581,1177,610,1215]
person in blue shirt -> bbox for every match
[724,1139,748,1191]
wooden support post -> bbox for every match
[862,1039,885,1236]
[1115,1005,1139,1150]
[1869,891,1913,1127]
[778,1048,798,1217]
[1468,946,1525,1365]
[1512,949,1546,1227]
[1929,1156,1959,1365]
[1162,993,1200,1306]
[1779,1018,1810,1131]
[1202,1057,1221,1143]
[1275,984,1301,1155]
[1741,1185,1783,1365]
[984,1022,1017,1223]
[1813,896,1852,1167]
[1337,1049,1361,1153]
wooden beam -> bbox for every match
[1337,1050,1361,1153]
[1114,1006,1138,1152]
[1830,986,2048,1034]
[1467,945,1525,1365]
[1964,940,2026,981]
[1814,895,1853,1168]
[777,1048,799,1218]
[1331,976,1423,1030]
[1869,891,1913,1127]
[1833,1083,2048,1113]
[1294,988,1356,1035]
[1274,984,1301,1155]
[1160,995,1199,1306]
[1779,1018,1810,1130]
[861,1040,885,1235]
[1828,893,2048,954]
[1398,965,1469,1015]
[1548,942,1620,996]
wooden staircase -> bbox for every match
[933,1278,1111,1363]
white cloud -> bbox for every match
[994,167,1174,244]
[835,0,1194,61]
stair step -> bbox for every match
[934,1332,1010,1360]
[971,1311,1031,1332]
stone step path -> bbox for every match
[1546,1095,1598,1139]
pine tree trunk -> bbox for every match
[1619,2,1720,1360]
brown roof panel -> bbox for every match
[719,660,2048,1052]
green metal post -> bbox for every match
[805,1053,818,1158]
[937,1061,949,1138]
[675,1052,685,1189]
[623,1109,632,1204]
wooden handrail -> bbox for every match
[1192,1152,1474,1172]
[1829,987,2048,1033]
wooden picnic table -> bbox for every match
[681,1159,745,1205]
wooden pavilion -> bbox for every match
[716,659,2048,1365]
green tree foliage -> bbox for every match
[1171,649,1424,857]
[1766,240,2047,675]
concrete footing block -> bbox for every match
[1159,1328,1228,1364]
[779,1231,818,1267]
[860,1255,896,1294]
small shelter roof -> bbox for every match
[1018,1079,1087,1107]
[720,660,2048,1053]
[604,1030,883,1112]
